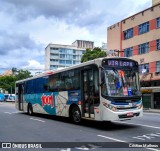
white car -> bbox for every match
[4,94,15,102]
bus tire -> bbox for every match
[28,104,33,116]
[71,106,81,124]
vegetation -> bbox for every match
[0,68,32,93]
[81,47,107,63]
[12,68,32,80]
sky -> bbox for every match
[0,0,151,74]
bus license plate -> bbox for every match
[127,112,133,117]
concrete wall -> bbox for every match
[107,22,121,51]
[152,0,160,6]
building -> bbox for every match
[107,0,160,109]
[0,70,13,77]
[72,40,94,49]
[101,42,107,51]
[45,44,86,70]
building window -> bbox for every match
[138,22,149,34]
[50,54,58,57]
[59,49,66,54]
[66,60,72,64]
[138,42,149,54]
[73,61,79,64]
[66,54,72,60]
[124,47,133,57]
[157,17,160,28]
[59,60,65,64]
[123,28,133,39]
[157,39,160,50]
[60,54,65,58]
[50,47,58,50]
[139,63,149,74]
[156,61,160,72]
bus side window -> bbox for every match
[94,69,99,95]
[92,68,100,106]
[72,70,80,90]
[101,71,108,96]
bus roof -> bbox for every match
[16,57,137,83]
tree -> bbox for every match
[12,67,18,75]
[0,68,32,93]
[15,69,32,80]
[0,76,17,93]
[81,47,107,63]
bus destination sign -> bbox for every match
[102,59,136,67]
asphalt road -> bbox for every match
[0,102,160,151]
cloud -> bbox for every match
[22,60,44,70]
[0,0,151,74]
[2,0,89,21]
[0,32,38,54]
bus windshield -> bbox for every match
[102,68,141,97]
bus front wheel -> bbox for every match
[28,104,33,116]
[71,107,81,124]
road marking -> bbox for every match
[4,112,12,114]
[98,135,159,151]
[11,111,22,114]
[115,121,160,130]
[4,111,22,114]
[61,149,71,151]
[75,147,89,150]
[98,135,126,142]
[76,144,102,150]
[30,118,45,123]
[133,133,160,140]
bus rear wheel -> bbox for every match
[28,104,33,116]
[71,107,81,124]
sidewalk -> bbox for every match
[143,108,160,114]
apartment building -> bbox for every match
[72,40,94,49]
[45,44,86,71]
[107,0,160,109]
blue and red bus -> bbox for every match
[15,57,143,123]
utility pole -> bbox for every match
[114,49,125,57]
[106,49,124,57]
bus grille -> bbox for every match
[117,106,137,110]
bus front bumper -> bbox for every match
[102,107,143,121]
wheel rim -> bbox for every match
[73,110,80,123]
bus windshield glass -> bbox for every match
[102,69,141,97]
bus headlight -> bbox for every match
[137,102,143,109]
[103,102,117,112]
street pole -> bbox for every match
[11,86,12,94]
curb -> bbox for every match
[143,109,160,114]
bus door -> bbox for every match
[82,68,96,118]
[18,84,23,111]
